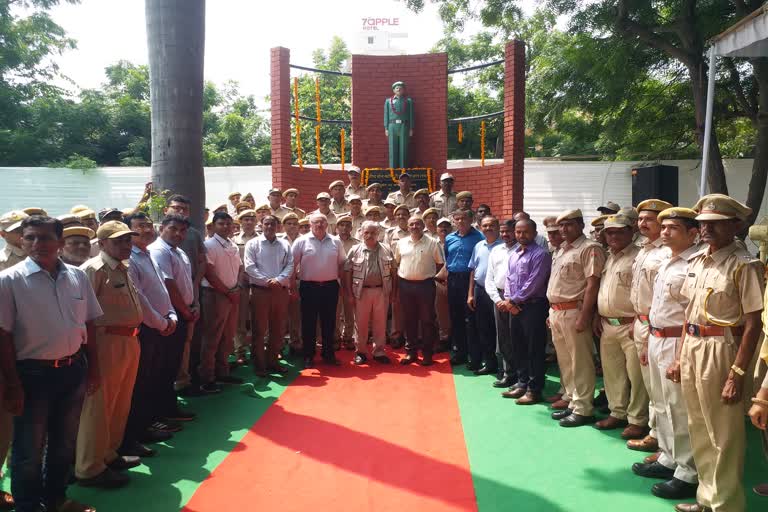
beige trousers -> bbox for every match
[76,334,140,479]
[681,334,745,512]
[648,334,697,483]
[549,308,595,416]
[435,279,451,340]
[234,287,251,357]
[335,293,355,341]
[354,288,388,357]
[633,319,657,437]
[600,321,649,426]
[287,294,301,349]
[199,289,238,383]
[251,286,290,370]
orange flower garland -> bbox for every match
[315,77,323,173]
[293,77,303,171]
[340,128,345,170]
[457,123,463,143]
[361,168,436,192]
[480,120,486,167]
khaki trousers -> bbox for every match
[354,287,388,357]
[600,321,649,425]
[435,279,451,340]
[334,293,355,341]
[287,295,302,350]
[681,334,745,512]
[76,334,140,479]
[648,334,697,483]
[251,286,290,370]
[549,308,594,416]
[633,319,657,437]
[199,288,238,383]
[234,287,251,357]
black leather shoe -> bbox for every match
[473,365,498,376]
[559,413,595,427]
[373,355,391,364]
[435,340,451,353]
[400,354,418,365]
[631,461,676,479]
[493,377,515,388]
[165,409,196,422]
[354,353,368,365]
[390,337,405,349]
[419,356,433,366]
[551,408,573,420]
[107,455,141,471]
[322,356,342,366]
[120,441,156,458]
[216,375,244,384]
[450,354,467,365]
[303,357,314,369]
[78,468,130,488]
[140,430,172,444]
[652,478,698,499]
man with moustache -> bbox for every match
[60,227,94,266]
[429,173,458,218]
[329,181,351,215]
[281,189,307,220]
[347,196,366,237]
[345,166,366,199]
[334,216,359,350]
[410,188,431,217]
[279,213,303,354]
[232,209,259,365]
[386,172,416,209]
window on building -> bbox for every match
[367,37,374,44]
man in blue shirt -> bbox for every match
[467,216,503,374]
[441,209,484,365]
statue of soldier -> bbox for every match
[384,81,414,169]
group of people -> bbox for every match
[0,165,767,512]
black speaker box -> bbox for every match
[631,165,678,207]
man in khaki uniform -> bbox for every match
[232,209,259,364]
[594,215,649,438]
[280,188,307,220]
[386,172,416,208]
[668,194,764,512]
[335,215,359,349]
[547,209,606,427]
[61,226,95,266]
[435,217,453,349]
[363,183,385,209]
[347,195,366,236]
[76,209,101,257]
[266,188,285,218]
[76,221,144,488]
[345,166,366,199]
[384,205,410,348]
[429,172,458,218]
[329,180,351,215]
[628,198,673,453]
[410,188,430,217]
[227,191,242,216]
[279,213,303,354]
[631,207,699,501]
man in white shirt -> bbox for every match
[199,212,243,393]
[244,215,294,376]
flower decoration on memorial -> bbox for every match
[480,120,486,167]
[315,77,323,173]
[293,77,303,171]
[457,123,463,144]
[340,128,345,170]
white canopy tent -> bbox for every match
[700,3,768,196]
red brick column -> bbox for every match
[271,47,292,190]
[503,40,526,217]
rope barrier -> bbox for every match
[290,64,351,76]
[448,59,504,74]
[448,111,504,123]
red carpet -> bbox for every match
[182,351,478,512]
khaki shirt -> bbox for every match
[598,243,640,318]
[429,190,458,218]
[630,237,669,316]
[280,206,306,220]
[348,213,366,236]
[339,236,360,255]
[272,206,297,221]
[384,226,409,252]
[81,252,143,329]
[394,235,445,281]
[0,243,25,271]
[277,232,300,246]
[682,241,765,329]
[547,235,606,304]
[387,190,416,209]
[649,244,700,330]
[345,183,366,199]
[233,231,259,260]
[90,238,101,257]
[331,199,351,215]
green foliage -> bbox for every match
[59,153,97,171]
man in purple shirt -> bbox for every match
[502,219,552,404]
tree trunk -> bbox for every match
[745,59,768,226]
[689,60,729,196]
[146,0,206,227]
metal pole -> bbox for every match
[699,47,717,197]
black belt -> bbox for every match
[22,348,83,368]
[363,284,383,288]
[303,280,337,286]
[401,278,433,283]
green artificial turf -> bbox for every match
[454,366,768,512]
[1,362,299,512]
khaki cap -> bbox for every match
[235,201,253,213]
[658,207,698,222]
[77,209,97,221]
[366,182,382,192]
[597,201,620,213]
[316,192,331,201]
[618,206,639,220]
[437,217,452,226]
[414,188,430,198]
[636,199,674,213]
[347,165,361,174]
[348,195,363,203]
[213,204,228,213]
[590,215,608,228]
[393,204,410,214]
[555,209,583,224]
[383,199,397,207]
[255,203,272,212]
[237,209,257,219]
[70,204,90,214]
[283,188,299,197]
[96,221,138,240]
[57,214,83,228]
[0,210,29,232]
[242,193,255,203]
[282,212,299,222]
[364,206,382,215]
[693,193,752,221]
[268,188,282,196]
[228,191,241,200]
[328,180,345,190]
[602,215,634,230]
[63,226,94,239]
[23,207,47,216]
[439,172,455,181]
[298,217,310,226]
[456,191,472,201]
[422,208,440,218]
[545,225,560,232]
[98,208,121,221]
[336,214,352,225]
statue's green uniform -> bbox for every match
[384,84,414,169]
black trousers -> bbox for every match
[471,285,498,369]
[156,318,187,417]
[447,271,474,360]
[400,279,438,357]
[122,324,162,446]
[300,280,340,359]
[509,299,549,391]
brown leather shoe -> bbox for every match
[674,503,711,512]
[545,393,563,404]
[594,416,628,430]
[516,391,542,405]
[501,387,527,399]
[627,434,659,452]
[621,424,649,440]
[643,451,660,464]
[550,399,570,410]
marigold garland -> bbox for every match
[457,123,463,143]
[314,77,323,173]
[361,168,436,192]
[480,120,486,167]
[293,77,303,171]
[340,128,345,170]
